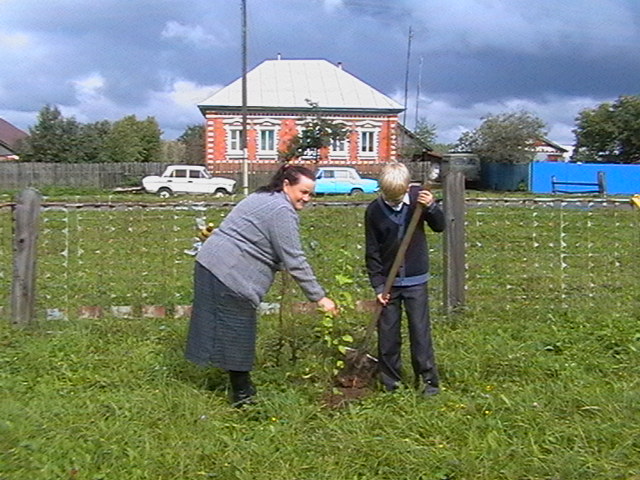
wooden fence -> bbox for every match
[0,162,173,189]
[0,161,434,191]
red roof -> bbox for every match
[0,118,28,151]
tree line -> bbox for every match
[17,105,204,164]
[15,95,640,165]
[451,95,640,164]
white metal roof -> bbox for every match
[198,58,403,112]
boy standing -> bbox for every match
[364,162,445,396]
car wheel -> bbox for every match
[213,188,227,198]
[157,188,172,198]
[350,188,364,196]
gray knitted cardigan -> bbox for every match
[196,191,325,307]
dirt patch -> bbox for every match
[322,385,372,409]
[322,349,379,409]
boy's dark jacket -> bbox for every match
[365,184,445,294]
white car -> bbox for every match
[142,165,236,198]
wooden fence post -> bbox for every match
[443,171,466,313]
[11,188,41,325]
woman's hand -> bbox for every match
[317,297,339,316]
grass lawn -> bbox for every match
[1,194,638,479]
[1,303,637,479]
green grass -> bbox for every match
[1,196,639,479]
[1,303,638,479]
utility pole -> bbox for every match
[241,0,249,196]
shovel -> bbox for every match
[336,192,427,389]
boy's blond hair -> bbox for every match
[379,162,410,203]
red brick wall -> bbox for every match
[203,110,399,168]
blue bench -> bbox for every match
[551,171,606,195]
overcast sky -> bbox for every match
[1,0,638,146]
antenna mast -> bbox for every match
[415,55,423,130]
[402,26,413,128]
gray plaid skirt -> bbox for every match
[185,261,257,371]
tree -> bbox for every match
[279,100,348,162]
[20,106,164,163]
[102,116,144,163]
[137,117,163,163]
[573,95,640,164]
[77,120,112,163]
[102,115,162,163]
[177,124,205,164]
[399,119,437,160]
[21,105,82,163]
[455,110,547,164]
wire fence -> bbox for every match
[464,198,638,318]
[1,197,638,321]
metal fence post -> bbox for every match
[443,171,466,313]
[11,188,41,325]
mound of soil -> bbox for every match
[322,349,379,409]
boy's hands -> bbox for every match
[417,189,435,207]
[376,292,390,306]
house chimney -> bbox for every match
[337,61,343,69]
[277,53,282,60]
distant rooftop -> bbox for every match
[198,57,403,114]
[0,118,28,151]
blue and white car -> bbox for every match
[314,167,378,195]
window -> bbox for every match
[229,129,242,152]
[335,169,350,180]
[259,129,276,152]
[360,130,376,154]
[172,169,187,178]
[190,169,210,179]
[331,138,346,153]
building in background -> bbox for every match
[197,56,405,173]
[0,118,28,161]
[533,138,569,162]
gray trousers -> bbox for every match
[377,283,439,390]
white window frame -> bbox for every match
[228,128,243,153]
[259,129,276,153]
[331,137,347,156]
[359,129,377,156]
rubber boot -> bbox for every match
[228,370,256,407]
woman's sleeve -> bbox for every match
[270,208,325,302]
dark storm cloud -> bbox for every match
[1,0,639,142]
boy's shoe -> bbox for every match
[422,384,440,397]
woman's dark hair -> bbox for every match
[256,164,316,193]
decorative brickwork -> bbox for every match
[201,111,399,168]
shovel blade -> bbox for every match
[336,348,378,389]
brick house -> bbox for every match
[197,57,405,172]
